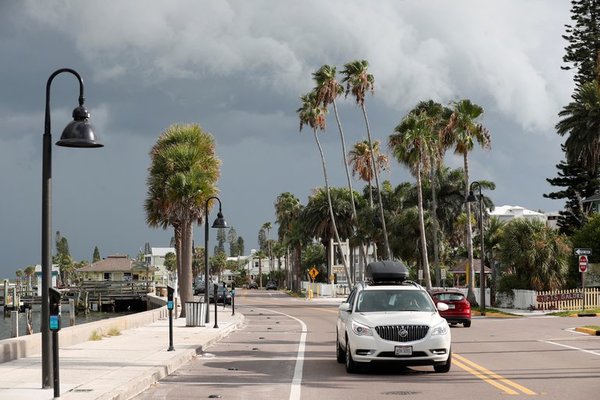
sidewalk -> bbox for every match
[0,306,244,400]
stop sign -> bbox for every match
[579,255,588,272]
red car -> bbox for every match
[430,290,471,327]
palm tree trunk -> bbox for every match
[361,103,391,260]
[333,99,359,284]
[430,163,441,287]
[416,164,432,290]
[313,128,353,290]
[178,221,193,318]
[464,153,477,305]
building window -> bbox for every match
[103,273,111,281]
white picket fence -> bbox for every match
[535,288,600,311]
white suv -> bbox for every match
[336,261,451,373]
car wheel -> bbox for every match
[463,320,471,328]
[336,332,345,363]
[434,350,451,373]
[345,337,358,373]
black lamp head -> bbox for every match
[56,105,103,148]
[466,190,477,203]
[211,211,228,229]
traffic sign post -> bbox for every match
[578,255,588,310]
[579,255,588,273]
[575,248,592,256]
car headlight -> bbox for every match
[351,321,373,336]
[431,322,449,336]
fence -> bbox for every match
[535,288,600,311]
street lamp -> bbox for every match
[204,196,228,324]
[41,68,103,388]
[467,181,485,316]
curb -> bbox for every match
[574,326,600,336]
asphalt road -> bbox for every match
[132,289,600,400]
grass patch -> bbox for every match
[472,307,519,318]
[89,330,103,341]
[548,308,600,317]
[106,327,121,337]
[583,325,600,330]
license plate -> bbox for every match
[394,346,412,356]
[447,304,455,309]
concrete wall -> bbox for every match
[0,295,169,364]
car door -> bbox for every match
[337,288,358,348]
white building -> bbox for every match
[490,205,547,224]
[145,247,175,284]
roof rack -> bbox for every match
[365,261,409,284]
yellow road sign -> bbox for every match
[309,267,319,280]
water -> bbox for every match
[0,306,134,340]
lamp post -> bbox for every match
[467,181,485,316]
[41,68,103,388]
[204,196,228,324]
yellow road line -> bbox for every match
[454,353,537,395]
[453,358,519,395]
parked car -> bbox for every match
[266,281,277,290]
[194,280,212,295]
[216,285,232,305]
[429,290,471,327]
[336,261,451,373]
[248,281,258,289]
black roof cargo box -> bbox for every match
[366,261,409,283]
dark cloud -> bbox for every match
[0,1,574,277]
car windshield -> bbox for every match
[356,290,436,312]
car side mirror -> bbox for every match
[339,303,352,313]
[437,302,449,312]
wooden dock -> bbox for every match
[2,281,156,313]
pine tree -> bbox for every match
[93,246,101,263]
[545,150,599,234]
[547,1,600,220]
[562,0,600,86]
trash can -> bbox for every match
[185,301,206,327]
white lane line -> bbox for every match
[257,307,307,400]
[541,340,600,356]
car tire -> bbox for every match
[463,320,471,328]
[434,350,451,373]
[345,337,358,373]
[336,332,345,363]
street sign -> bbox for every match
[308,267,319,280]
[575,248,592,256]
[579,255,588,273]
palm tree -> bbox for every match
[313,64,364,278]
[484,216,504,306]
[413,100,452,287]
[24,265,36,290]
[389,111,441,290]
[297,91,353,288]
[445,99,491,304]
[275,192,304,291]
[556,80,600,176]
[341,60,391,260]
[262,222,273,273]
[145,124,220,316]
[348,140,389,209]
[313,66,359,226]
[499,219,570,291]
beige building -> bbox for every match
[78,255,155,282]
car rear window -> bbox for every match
[434,293,465,302]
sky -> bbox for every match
[0,0,576,279]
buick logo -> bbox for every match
[399,328,408,338]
